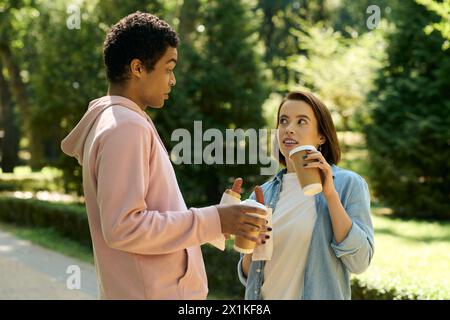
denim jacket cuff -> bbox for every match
[330,221,367,258]
[237,256,248,287]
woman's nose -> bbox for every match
[285,124,294,133]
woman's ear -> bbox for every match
[319,135,326,145]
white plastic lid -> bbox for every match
[240,199,267,211]
[289,145,317,158]
[233,244,254,254]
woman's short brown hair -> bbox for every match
[274,91,341,166]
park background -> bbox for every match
[0,0,449,299]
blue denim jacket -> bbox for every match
[237,165,374,300]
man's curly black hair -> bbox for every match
[103,11,179,83]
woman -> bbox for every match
[237,90,374,300]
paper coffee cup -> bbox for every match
[289,145,323,196]
[233,199,267,254]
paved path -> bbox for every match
[0,228,98,299]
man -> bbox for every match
[61,12,266,299]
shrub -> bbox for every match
[0,167,64,193]
[0,196,91,247]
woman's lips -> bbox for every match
[282,138,299,148]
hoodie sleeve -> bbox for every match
[95,121,222,255]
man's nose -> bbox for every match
[170,74,176,87]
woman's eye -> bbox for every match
[298,119,307,125]
[280,118,287,124]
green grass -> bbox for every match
[0,222,94,264]
[352,209,450,299]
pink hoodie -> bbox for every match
[61,96,222,299]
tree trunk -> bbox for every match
[0,42,43,170]
[260,0,276,63]
[178,0,200,48]
[0,63,20,172]
[342,114,351,132]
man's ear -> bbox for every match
[130,59,144,79]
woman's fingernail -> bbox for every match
[265,235,270,239]
[268,227,272,231]
[262,240,266,244]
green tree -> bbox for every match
[417,0,450,49]
[0,60,20,172]
[256,0,334,91]
[365,1,450,219]
[288,21,387,132]
[0,0,36,171]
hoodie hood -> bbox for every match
[61,95,147,165]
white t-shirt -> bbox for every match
[261,172,317,300]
